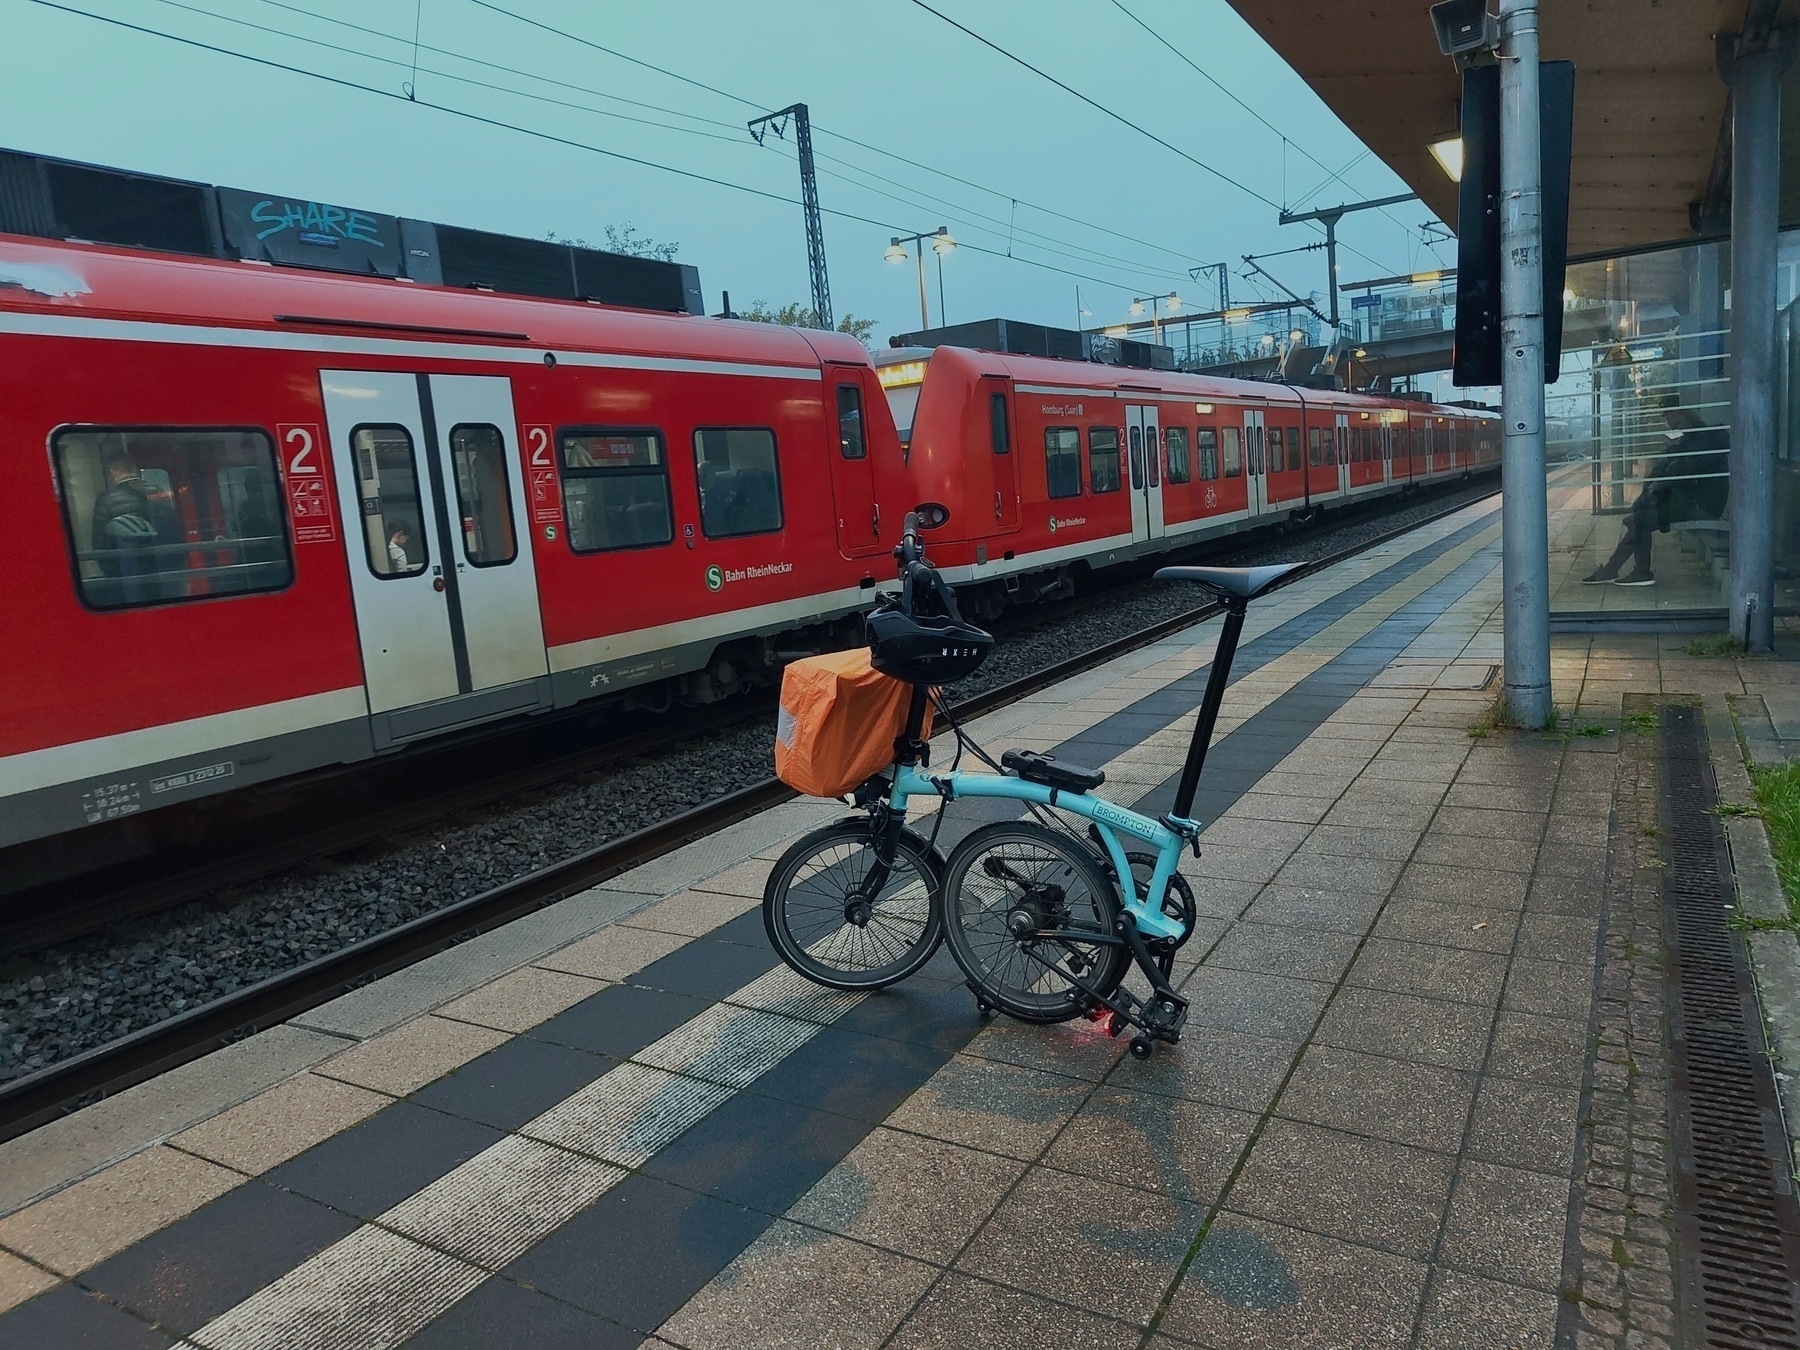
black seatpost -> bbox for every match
[1171,597,1249,820]
[895,683,932,766]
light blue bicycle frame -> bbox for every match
[888,766,1196,942]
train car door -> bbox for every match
[1381,420,1395,485]
[825,370,884,557]
[1243,408,1267,516]
[1125,404,1165,543]
[984,379,1021,533]
[322,371,549,743]
[1335,413,1352,496]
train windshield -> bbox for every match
[875,359,927,453]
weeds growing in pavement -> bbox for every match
[1468,686,1520,738]
[1622,710,1660,735]
[1685,634,1748,657]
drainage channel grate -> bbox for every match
[1659,705,1800,1347]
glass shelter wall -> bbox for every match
[1545,229,1800,616]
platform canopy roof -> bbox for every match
[1226,0,1800,256]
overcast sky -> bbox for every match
[2,0,1454,344]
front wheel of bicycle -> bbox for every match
[941,821,1128,1023]
[763,818,944,990]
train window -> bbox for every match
[1285,427,1302,472]
[1222,426,1242,478]
[1146,428,1160,487]
[1165,428,1190,484]
[836,385,866,460]
[54,427,292,610]
[448,425,517,567]
[1044,427,1081,498]
[694,428,784,538]
[1127,425,1144,491]
[989,393,1011,455]
[1308,427,1322,468]
[1088,427,1122,493]
[560,428,673,552]
[1196,428,1218,480]
[350,426,428,580]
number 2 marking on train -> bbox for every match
[283,425,319,475]
[521,426,561,524]
[276,424,335,543]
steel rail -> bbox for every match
[0,483,1498,1142]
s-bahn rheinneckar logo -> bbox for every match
[706,561,795,591]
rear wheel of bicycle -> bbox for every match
[941,821,1128,1023]
[763,819,944,990]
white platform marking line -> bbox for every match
[380,1136,627,1269]
[181,1226,487,1350]
[182,970,869,1349]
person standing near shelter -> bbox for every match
[1582,404,1728,587]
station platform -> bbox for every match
[0,493,1787,1349]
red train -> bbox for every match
[878,344,1498,614]
[0,232,1494,849]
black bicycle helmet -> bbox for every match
[867,517,994,685]
[866,605,993,685]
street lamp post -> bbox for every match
[1129,291,1182,343]
[884,228,956,330]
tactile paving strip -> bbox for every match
[1659,705,1800,1347]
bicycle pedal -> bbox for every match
[1142,992,1189,1038]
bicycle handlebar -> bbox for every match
[897,510,924,568]
[888,510,967,625]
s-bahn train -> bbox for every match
[877,343,1498,614]
[0,231,1496,849]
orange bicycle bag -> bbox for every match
[774,648,930,798]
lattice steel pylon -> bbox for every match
[748,103,832,328]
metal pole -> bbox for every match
[1497,0,1552,726]
[1729,40,1781,651]
[937,249,947,327]
[1324,217,1340,332]
[915,244,929,330]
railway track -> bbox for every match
[0,484,1497,1142]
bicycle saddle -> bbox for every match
[1153,563,1300,600]
[1001,748,1105,793]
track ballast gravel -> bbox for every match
[1,483,1496,1083]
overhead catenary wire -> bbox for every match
[905,0,1283,212]
[22,0,1172,295]
[237,0,1194,284]
[462,0,1210,268]
[1108,0,1420,239]
[234,0,1201,280]
[907,0,1410,282]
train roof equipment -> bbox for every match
[0,145,704,316]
